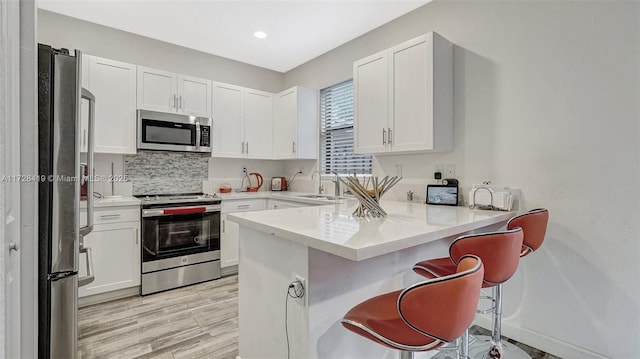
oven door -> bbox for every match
[141,205,221,263]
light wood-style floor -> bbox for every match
[78,275,239,359]
[79,274,559,359]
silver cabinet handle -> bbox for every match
[99,214,122,219]
[179,95,183,109]
[222,219,225,233]
[388,127,392,144]
[241,141,245,154]
[135,228,139,245]
[78,246,95,287]
[237,204,251,209]
[383,128,387,145]
[80,86,96,237]
[246,142,249,154]
[292,141,296,153]
[173,94,177,109]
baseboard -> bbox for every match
[474,315,608,359]
[221,265,238,277]
[78,286,140,307]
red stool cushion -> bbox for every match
[342,256,484,352]
[507,208,549,257]
[342,290,440,351]
[414,228,524,287]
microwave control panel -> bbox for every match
[200,126,210,147]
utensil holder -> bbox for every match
[338,175,402,218]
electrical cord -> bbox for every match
[285,280,305,359]
[286,171,303,191]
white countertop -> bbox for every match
[80,196,141,208]
[228,200,514,261]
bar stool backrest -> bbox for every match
[507,208,549,257]
[449,228,524,286]
[398,255,484,343]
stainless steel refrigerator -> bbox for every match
[38,44,96,359]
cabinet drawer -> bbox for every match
[80,206,140,226]
[221,199,266,213]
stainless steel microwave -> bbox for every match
[137,109,212,153]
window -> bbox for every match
[320,80,372,175]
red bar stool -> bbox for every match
[341,255,485,359]
[469,208,549,359]
[413,228,525,359]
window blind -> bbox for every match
[320,80,372,175]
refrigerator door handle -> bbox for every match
[80,87,95,236]
[78,246,95,287]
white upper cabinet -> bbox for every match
[244,89,274,159]
[354,32,453,155]
[211,83,274,159]
[179,75,212,117]
[137,66,212,117]
[136,66,177,113]
[353,50,388,154]
[212,82,244,158]
[81,55,137,154]
[273,86,318,160]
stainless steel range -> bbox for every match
[137,193,222,295]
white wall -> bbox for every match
[285,1,640,358]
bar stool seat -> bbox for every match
[413,228,525,359]
[342,255,485,358]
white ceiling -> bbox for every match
[38,0,431,73]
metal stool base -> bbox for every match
[469,335,532,359]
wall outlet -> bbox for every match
[446,164,456,177]
[293,275,306,300]
[395,165,403,177]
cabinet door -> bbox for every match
[137,66,177,113]
[78,221,141,297]
[179,75,212,117]
[244,89,273,159]
[89,57,137,154]
[353,51,389,154]
[273,88,298,159]
[390,36,433,152]
[211,82,244,158]
[220,214,239,268]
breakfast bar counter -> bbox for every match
[228,201,514,358]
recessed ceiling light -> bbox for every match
[254,31,267,39]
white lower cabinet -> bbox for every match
[78,208,140,299]
[220,213,240,268]
[221,199,267,268]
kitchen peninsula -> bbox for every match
[228,200,514,358]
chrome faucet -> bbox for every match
[331,172,341,197]
[311,170,324,194]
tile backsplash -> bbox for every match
[124,151,209,195]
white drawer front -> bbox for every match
[80,207,140,226]
[221,199,266,213]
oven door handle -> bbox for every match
[142,204,221,217]
[163,207,205,215]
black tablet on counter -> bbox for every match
[426,185,459,206]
